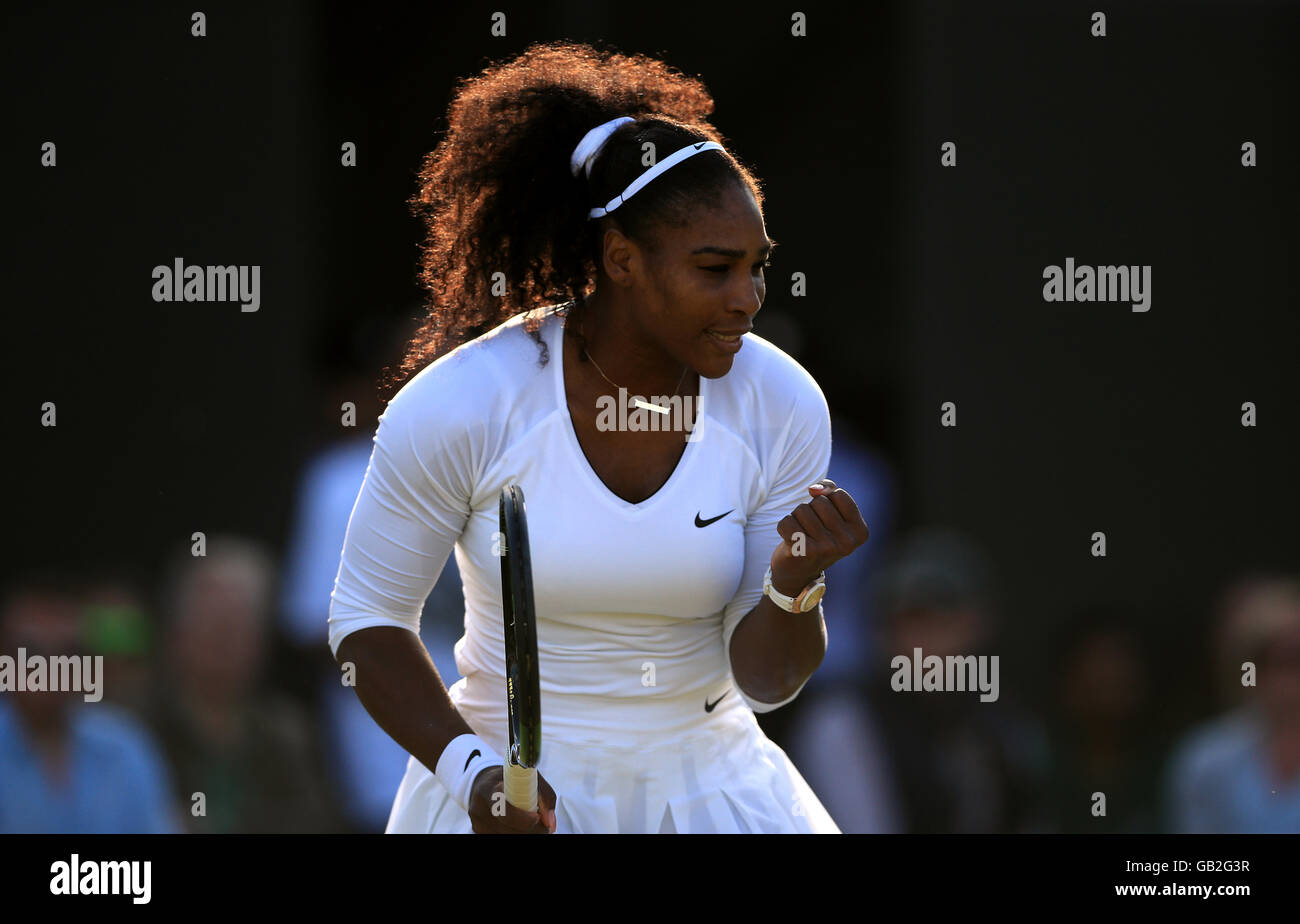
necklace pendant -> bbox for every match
[632,397,671,415]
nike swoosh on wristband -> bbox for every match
[463,749,481,772]
[695,509,734,527]
[705,690,730,713]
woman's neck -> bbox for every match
[569,292,694,400]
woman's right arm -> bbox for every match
[334,625,474,779]
[327,366,554,833]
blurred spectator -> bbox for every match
[277,315,398,702]
[1164,575,1300,833]
[279,316,464,832]
[788,528,1052,832]
[150,537,335,832]
[756,413,898,749]
[80,577,155,716]
[808,412,899,686]
[1044,607,1164,832]
[0,573,178,833]
[745,315,899,687]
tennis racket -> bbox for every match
[498,483,541,812]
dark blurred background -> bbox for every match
[3,0,1298,833]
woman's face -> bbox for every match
[626,181,771,379]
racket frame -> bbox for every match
[499,484,541,812]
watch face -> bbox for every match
[800,583,826,612]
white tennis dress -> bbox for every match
[328,304,839,833]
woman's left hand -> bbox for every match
[769,477,870,595]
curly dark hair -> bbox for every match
[380,41,764,397]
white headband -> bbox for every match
[569,116,726,220]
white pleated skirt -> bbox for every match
[386,704,839,834]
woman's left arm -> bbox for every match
[729,478,869,704]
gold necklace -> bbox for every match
[576,303,689,416]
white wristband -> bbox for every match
[435,734,503,812]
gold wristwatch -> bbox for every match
[762,566,827,613]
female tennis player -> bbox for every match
[329,43,869,833]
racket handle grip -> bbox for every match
[504,762,538,812]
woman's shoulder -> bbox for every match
[379,308,558,439]
[713,330,829,422]
[392,308,554,394]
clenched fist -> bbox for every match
[770,478,869,596]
